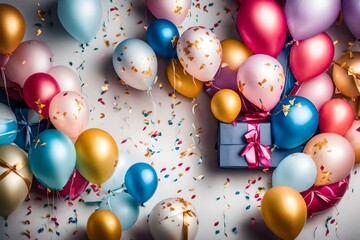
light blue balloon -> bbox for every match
[272,153,317,192]
[102,151,134,194]
[99,192,140,230]
[125,162,158,204]
[0,103,17,144]
[28,129,76,190]
[58,0,102,43]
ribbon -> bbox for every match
[240,112,269,122]
[0,158,31,190]
[16,108,45,149]
[240,123,271,169]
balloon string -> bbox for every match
[1,67,10,107]
[147,88,157,118]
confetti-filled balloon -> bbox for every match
[304,133,355,186]
[177,26,222,82]
[149,198,199,240]
[113,38,158,91]
[237,54,285,112]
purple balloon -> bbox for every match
[0,54,9,67]
[285,0,341,40]
[342,0,360,39]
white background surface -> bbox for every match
[0,0,360,239]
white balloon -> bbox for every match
[177,26,222,82]
[149,198,199,240]
[47,66,81,93]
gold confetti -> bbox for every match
[238,82,245,92]
[171,36,178,47]
[265,63,271,67]
[314,138,328,150]
[258,79,267,86]
[36,29,42,36]
[100,113,105,119]
[282,104,290,116]
[295,102,302,108]
[320,171,332,183]
[289,98,295,105]
[199,63,206,70]
[269,85,274,92]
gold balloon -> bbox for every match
[220,39,252,70]
[333,52,360,98]
[210,89,241,123]
[87,210,122,240]
[0,4,26,55]
[167,59,204,98]
[75,128,118,185]
[0,144,33,217]
[261,186,307,240]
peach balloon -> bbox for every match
[344,120,360,165]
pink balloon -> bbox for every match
[301,174,350,217]
[59,169,89,200]
[145,0,191,26]
[236,0,287,58]
[304,133,355,186]
[290,32,334,82]
[319,98,354,135]
[0,54,9,67]
[237,54,285,112]
[177,26,222,82]
[23,73,61,117]
[345,120,360,165]
[49,91,89,141]
[47,66,81,93]
[291,73,334,110]
[6,40,54,87]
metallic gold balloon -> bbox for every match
[333,52,360,98]
[0,4,25,55]
[220,39,252,70]
[75,128,118,185]
[261,186,307,240]
[87,210,122,240]
[210,89,241,123]
[167,59,204,99]
[0,144,33,217]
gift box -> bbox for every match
[217,119,304,169]
[13,107,54,151]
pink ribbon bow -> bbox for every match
[240,123,271,169]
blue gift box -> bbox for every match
[217,120,304,169]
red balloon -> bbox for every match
[23,73,60,117]
[319,98,354,135]
[236,0,287,58]
[301,175,350,217]
[290,32,334,82]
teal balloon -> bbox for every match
[102,151,134,194]
[271,96,318,149]
[58,0,102,43]
[125,162,158,204]
[0,103,17,144]
[272,153,317,192]
[99,192,140,230]
[28,129,76,190]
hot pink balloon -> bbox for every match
[319,98,354,136]
[49,91,89,141]
[291,73,334,110]
[301,174,350,217]
[304,133,355,186]
[47,66,81,93]
[237,54,285,112]
[236,0,287,58]
[59,169,89,200]
[177,26,222,82]
[145,0,191,26]
[23,73,61,117]
[290,32,334,82]
[6,40,54,87]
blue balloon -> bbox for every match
[28,129,76,190]
[99,192,140,230]
[277,46,296,99]
[272,153,317,192]
[271,96,318,149]
[0,103,17,144]
[58,0,102,43]
[146,19,179,59]
[125,162,158,204]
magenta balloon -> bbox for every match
[285,0,341,41]
[292,73,334,110]
[59,169,89,200]
[145,0,191,26]
[47,66,81,93]
[5,40,53,87]
[23,73,60,117]
[342,0,360,39]
[0,54,9,67]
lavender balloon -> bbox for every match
[285,0,341,40]
[342,0,360,39]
